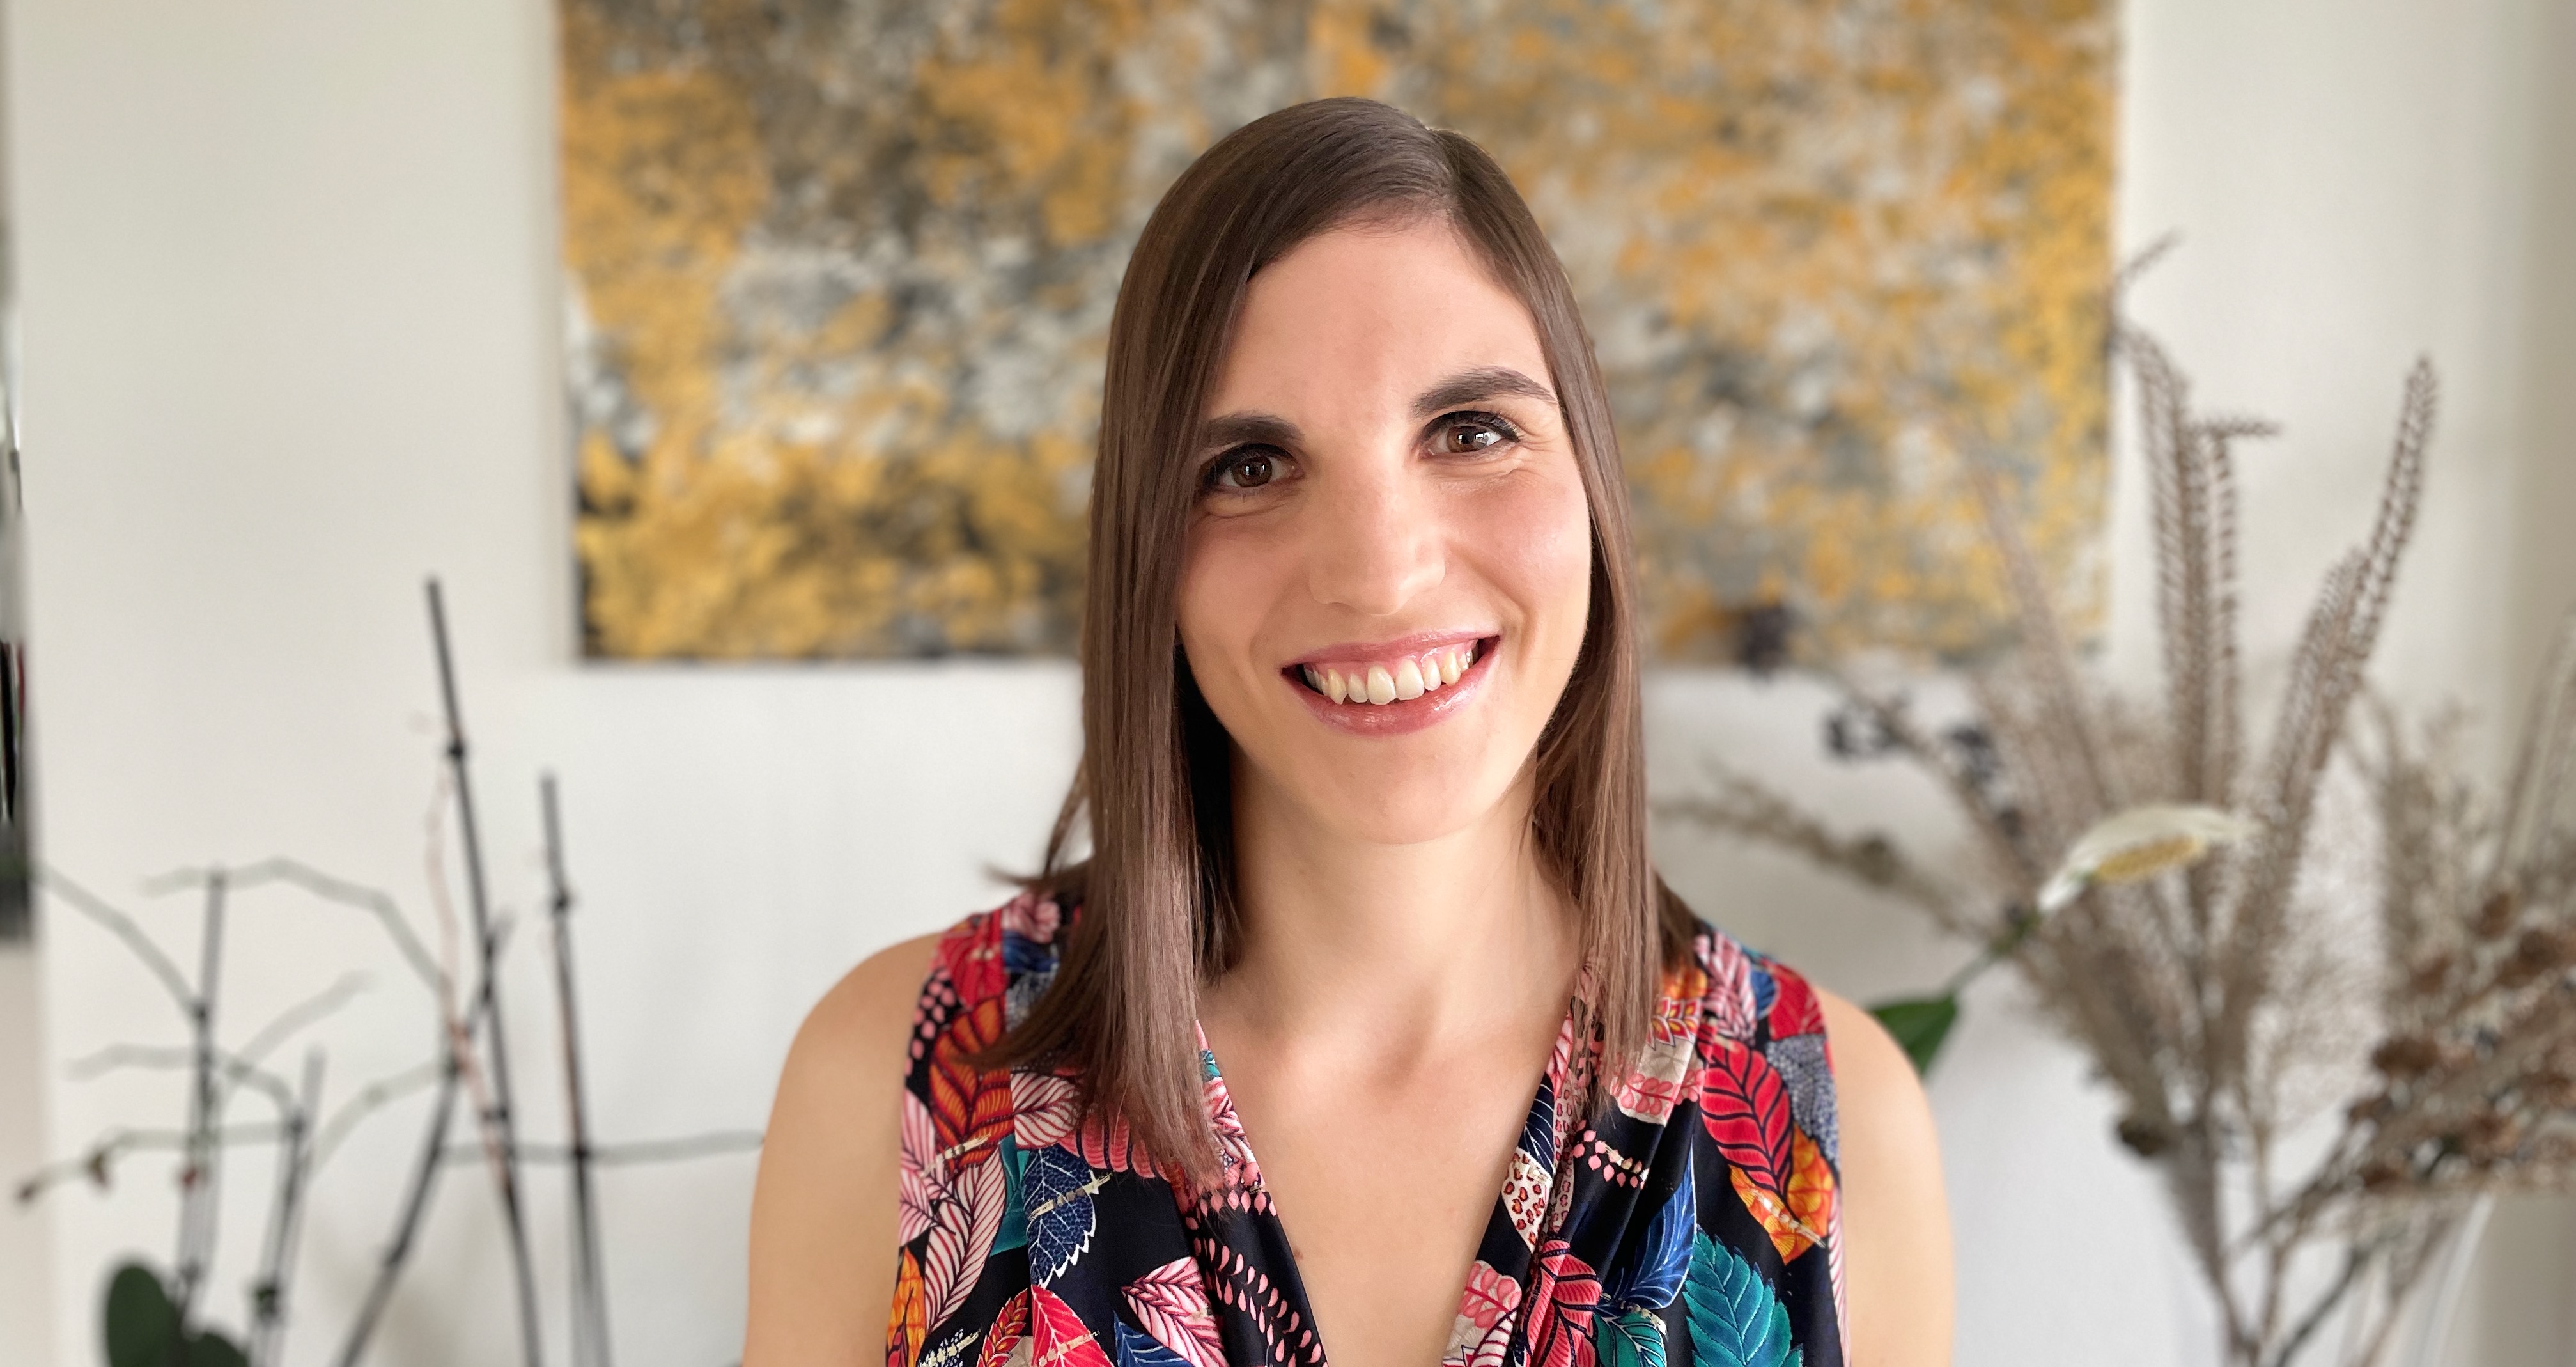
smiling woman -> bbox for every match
[745,99,1951,1367]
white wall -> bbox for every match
[3,2,2569,1366]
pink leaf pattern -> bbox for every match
[897,1090,945,1244]
[921,1157,1008,1331]
[1122,1258,1225,1367]
[1441,1260,1521,1364]
[1011,1070,1083,1150]
[1700,930,1757,1042]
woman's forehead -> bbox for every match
[1210,221,1548,418]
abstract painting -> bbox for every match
[559,0,2114,662]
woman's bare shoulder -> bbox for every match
[800,931,946,1066]
[743,931,944,1367]
[1815,988,1954,1367]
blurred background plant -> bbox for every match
[13,582,761,1367]
[1661,283,2576,1366]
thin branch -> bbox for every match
[544,772,614,1367]
[33,866,194,1013]
[247,1050,323,1367]
[235,973,370,1073]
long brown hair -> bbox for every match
[989,97,1691,1177]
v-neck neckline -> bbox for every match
[1187,1006,1578,1366]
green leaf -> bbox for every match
[103,1263,176,1367]
[185,1330,249,1367]
[1683,1231,1799,1367]
[1868,995,1960,1075]
[1595,1307,1668,1367]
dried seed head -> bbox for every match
[2408,951,2456,997]
[2116,1114,2174,1157]
[2372,1036,2442,1079]
[2460,1109,2522,1164]
[2475,887,2520,939]
[2499,927,2576,987]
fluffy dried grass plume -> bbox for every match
[1664,308,2576,1367]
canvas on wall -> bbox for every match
[559,0,2114,662]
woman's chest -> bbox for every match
[1214,1050,1549,1367]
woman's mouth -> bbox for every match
[1294,638,1483,705]
[1277,634,1498,735]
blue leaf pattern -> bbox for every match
[1608,1154,1694,1311]
[1023,1144,1098,1283]
[1115,1320,1193,1367]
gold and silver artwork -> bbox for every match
[559,0,2114,661]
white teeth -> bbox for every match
[1392,657,1425,699]
[1439,647,1465,685]
[1420,654,1443,691]
[1326,669,1349,703]
[1303,665,1324,695]
[1305,643,1484,706]
[1364,664,1397,705]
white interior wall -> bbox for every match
[3,1,2568,1364]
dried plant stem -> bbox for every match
[543,773,614,1367]
[173,868,228,1334]
[247,1051,324,1367]
[425,578,546,1367]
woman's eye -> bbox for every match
[1208,448,1284,490]
[1436,415,1517,455]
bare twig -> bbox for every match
[424,579,545,1367]
[543,773,614,1367]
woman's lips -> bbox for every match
[1279,634,1498,737]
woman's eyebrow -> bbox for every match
[1196,412,1303,453]
[1409,365,1556,419]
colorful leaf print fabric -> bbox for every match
[887,889,1846,1367]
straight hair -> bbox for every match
[988,97,1693,1178]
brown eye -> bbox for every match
[1437,415,1515,455]
[1209,449,1282,490]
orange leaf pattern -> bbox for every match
[883,889,1845,1366]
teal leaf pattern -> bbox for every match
[1685,1231,1801,1367]
[1596,1307,1670,1367]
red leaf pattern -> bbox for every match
[1700,1035,1792,1195]
[974,1290,1029,1367]
[930,996,1012,1171]
[1769,965,1825,1039]
[1028,1283,1114,1367]
[1521,1240,1601,1367]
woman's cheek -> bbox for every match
[1477,464,1593,626]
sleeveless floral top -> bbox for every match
[887,890,1846,1367]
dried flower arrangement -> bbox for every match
[1660,294,2576,1366]
[16,582,761,1367]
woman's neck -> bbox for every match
[1205,758,1581,1068]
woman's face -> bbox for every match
[1176,217,1594,848]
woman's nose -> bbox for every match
[1303,448,1444,617]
